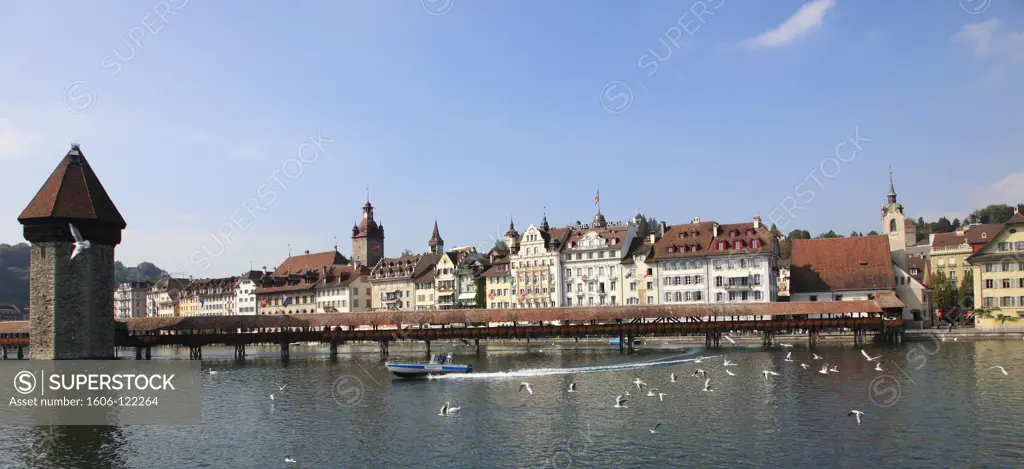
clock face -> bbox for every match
[370,241,382,252]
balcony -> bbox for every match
[723,283,754,290]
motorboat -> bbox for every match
[385,362,472,378]
[609,337,643,346]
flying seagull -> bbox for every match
[633,378,647,393]
[568,382,577,393]
[646,388,660,397]
[762,370,781,380]
[692,369,707,378]
[284,457,296,464]
[848,410,864,426]
[784,352,794,362]
[989,366,1008,375]
[874,363,884,372]
[812,353,822,360]
[724,359,736,367]
[439,401,461,416]
[649,423,661,434]
[273,382,287,391]
[614,395,628,408]
[670,373,677,383]
[800,363,810,370]
[861,350,882,362]
[818,364,829,375]
[658,392,666,402]
[779,343,793,348]
[69,223,91,261]
[724,335,736,344]
[269,393,275,401]
[725,369,736,376]
[702,378,712,392]
[829,365,839,373]
[519,382,534,395]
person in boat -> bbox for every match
[447,353,453,364]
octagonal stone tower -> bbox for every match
[18,144,126,359]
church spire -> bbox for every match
[887,166,897,204]
[428,218,444,253]
[540,208,549,233]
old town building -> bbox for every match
[455,250,491,308]
[484,256,513,308]
[509,215,569,308]
[968,208,1024,328]
[561,212,633,307]
[179,277,240,317]
[147,277,189,317]
[314,265,372,313]
[255,250,349,315]
[370,253,438,311]
[235,270,264,315]
[433,252,459,310]
[115,281,153,318]
[351,198,385,268]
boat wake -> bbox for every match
[429,353,720,380]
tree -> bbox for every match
[867,230,879,236]
[817,230,840,239]
[645,216,659,233]
[934,217,952,233]
[970,204,1015,224]
[779,239,792,259]
[957,269,974,312]
[849,231,860,237]
[493,240,508,252]
[474,277,486,308]
[787,229,811,240]
[931,271,957,315]
[952,218,961,230]
[770,223,781,238]
[400,249,414,257]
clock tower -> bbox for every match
[352,197,385,267]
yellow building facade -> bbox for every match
[968,210,1024,328]
[929,230,971,286]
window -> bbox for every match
[674,292,682,302]
[835,294,843,301]
[716,292,723,302]
[754,291,762,300]
[599,267,605,275]
[566,298,572,306]
[889,219,897,233]
[729,292,737,301]
[610,280,617,290]
[937,259,945,267]
[647,282,653,289]
[665,292,672,302]
[599,251,605,259]
[753,274,761,285]
[1017,241,1024,251]
[1002,279,1013,288]
[997,242,1010,252]
[810,295,818,301]
[716,276,723,287]
[630,282,637,291]
[647,296,653,304]
[609,266,615,276]
[587,252,594,259]
[566,269,571,277]
[985,263,994,273]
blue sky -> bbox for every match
[2,0,1022,277]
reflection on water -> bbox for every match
[0,339,1021,468]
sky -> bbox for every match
[1,0,1022,278]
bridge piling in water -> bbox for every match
[425,340,431,358]
[233,344,246,360]
[474,338,480,357]
[329,340,338,358]
[379,341,389,357]
[135,347,142,360]
[2,345,6,359]
[280,343,290,360]
[17,346,23,359]
[189,346,202,360]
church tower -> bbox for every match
[428,219,444,254]
[18,144,125,359]
[505,217,520,254]
[882,168,907,271]
[351,196,384,267]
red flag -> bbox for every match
[594,190,600,206]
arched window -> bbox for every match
[889,219,897,233]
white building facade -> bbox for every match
[115,281,153,318]
[561,217,633,307]
[509,218,567,308]
[235,271,263,315]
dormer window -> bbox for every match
[717,241,726,250]
[667,246,675,253]
[752,239,761,248]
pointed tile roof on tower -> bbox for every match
[18,144,126,227]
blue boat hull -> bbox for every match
[385,363,473,378]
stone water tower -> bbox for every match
[18,144,126,359]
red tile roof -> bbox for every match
[563,225,631,251]
[965,223,1003,245]
[18,144,126,228]
[1007,210,1024,225]
[273,251,347,276]
[931,231,967,249]
[790,235,896,293]
[649,221,775,261]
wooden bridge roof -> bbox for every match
[115,299,899,332]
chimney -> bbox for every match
[753,216,761,229]
[692,216,700,224]
[304,250,310,255]
[659,221,667,236]
[648,233,656,243]
[713,223,719,238]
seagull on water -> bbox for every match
[784,352,794,362]
[568,382,577,393]
[519,382,534,395]
[725,369,736,376]
[658,392,666,402]
[624,390,632,397]
[829,365,839,373]
[848,410,864,426]
[818,364,829,375]
[812,353,822,360]
[762,370,780,380]
[779,343,793,348]
[646,388,659,397]
[694,357,704,363]
[284,457,296,464]
[633,378,647,393]
[874,363,884,372]
[692,369,707,378]
[269,393,275,401]
[69,223,91,261]
[724,335,736,344]
[800,363,810,370]
[439,401,460,416]
[614,395,628,408]
[648,423,661,434]
[208,369,218,375]
[724,359,736,367]
[953,337,958,342]
[702,378,713,392]
[670,373,677,383]
[861,350,882,362]
[989,366,1008,375]
[273,382,287,391]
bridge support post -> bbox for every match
[425,340,431,358]
[627,333,635,353]
[330,340,338,358]
[18,346,24,359]
[280,343,290,361]
[2,345,7,360]
[474,338,480,357]
[135,347,142,360]
[188,346,202,360]
[379,341,389,357]
[145,347,152,360]
[618,330,625,355]
[234,344,246,360]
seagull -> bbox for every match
[779,343,793,348]
[800,363,810,370]
[725,369,736,376]
[269,393,275,401]
[646,388,659,397]
[648,423,661,434]
[439,401,460,416]
[694,357,704,363]
[657,392,666,402]
[702,378,713,392]
[829,365,839,373]
[284,457,296,464]
[812,353,822,360]
[519,382,534,395]
[624,390,632,397]
[724,359,736,367]
[614,395,628,408]
[818,364,829,375]
[848,410,864,426]
[69,223,91,261]
[568,382,577,393]
[861,350,882,362]
[953,337,958,342]
[208,369,217,375]
[874,363,884,372]
[670,373,677,383]
[692,369,707,378]
[989,366,1008,375]
[784,352,794,362]
[762,370,780,380]
[724,335,736,344]
[273,382,287,391]
[633,378,647,393]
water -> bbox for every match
[1,338,1022,468]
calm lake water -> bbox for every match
[1,337,1022,468]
